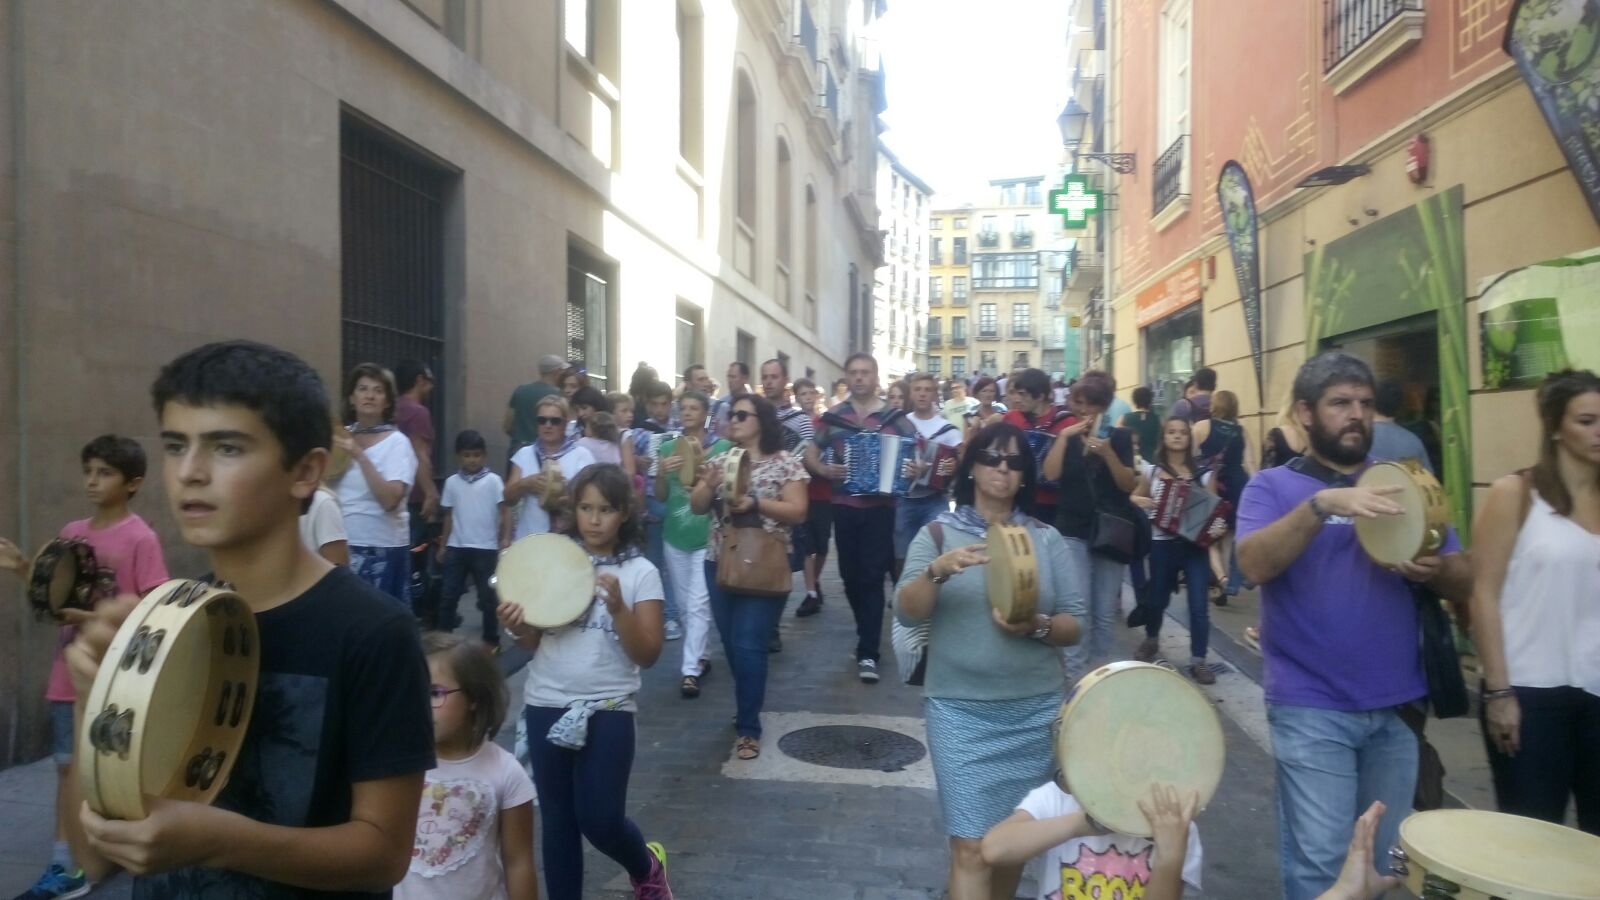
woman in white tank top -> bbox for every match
[1470,369,1600,834]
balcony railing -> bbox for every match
[795,2,818,61]
[1153,135,1189,217]
[1324,0,1421,72]
[977,232,1000,249]
[953,249,968,264]
[930,294,944,307]
[1011,231,1034,249]
[1011,326,1032,339]
[927,334,943,348]
[952,293,969,306]
[950,335,968,347]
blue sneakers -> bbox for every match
[13,864,89,900]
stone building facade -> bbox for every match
[872,146,933,382]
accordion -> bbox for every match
[842,431,917,497]
[918,423,962,494]
[642,431,678,477]
[1024,429,1058,489]
[1151,476,1230,547]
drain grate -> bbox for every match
[776,725,927,773]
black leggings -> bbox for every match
[523,705,654,898]
[1482,685,1600,835]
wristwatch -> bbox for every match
[926,565,952,585]
[1308,491,1331,521]
[1029,614,1052,641]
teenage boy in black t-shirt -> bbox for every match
[65,341,435,899]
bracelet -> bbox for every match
[1482,687,1516,702]
[926,565,952,585]
[1308,492,1331,521]
[1029,615,1052,641]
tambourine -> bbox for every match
[1354,459,1450,566]
[672,436,704,488]
[27,539,99,622]
[1391,809,1600,899]
[723,448,751,498]
[78,579,258,820]
[493,533,596,629]
[1052,661,1224,836]
[986,524,1038,625]
[540,460,565,510]
[327,416,352,481]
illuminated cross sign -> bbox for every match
[1050,176,1102,230]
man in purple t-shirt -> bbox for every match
[1237,352,1471,900]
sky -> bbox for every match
[876,0,1072,206]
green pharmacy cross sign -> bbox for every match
[1050,176,1102,231]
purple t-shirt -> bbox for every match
[1236,463,1461,712]
[395,397,435,505]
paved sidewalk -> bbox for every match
[0,557,1284,899]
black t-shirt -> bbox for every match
[134,567,435,900]
[1053,427,1136,541]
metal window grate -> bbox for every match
[1323,0,1421,72]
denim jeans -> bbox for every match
[644,496,678,626]
[1482,685,1600,835]
[439,547,501,643]
[1059,537,1127,682]
[705,561,785,738]
[1146,539,1213,659]
[349,545,409,605]
[893,493,949,561]
[523,705,653,900]
[1268,703,1418,900]
[833,503,896,662]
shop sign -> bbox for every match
[1505,0,1600,227]
[1049,176,1102,231]
[1135,261,1203,327]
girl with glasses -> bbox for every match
[894,422,1085,900]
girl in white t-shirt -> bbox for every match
[982,782,1203,900]
[496,463,674,899]
[399,632,537,900]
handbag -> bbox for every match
[716,525,792,599]
[1083,431,1139,563]
[892,523,946,686]
[1413,582,1468,719]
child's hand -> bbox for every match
[0,537,24,575]
[496,601,533,637]
[1318,801,1400,900]
[62,593,141,697]
[598,574,625,615]
[1138,783,1198,862]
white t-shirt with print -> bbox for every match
[333,431,417,548]
[299,487,347,554]
[508,444,597,540]
[396,741,536,900]
[441,472,506,551]
[521,555,664,709]
[1016,783,1203,900]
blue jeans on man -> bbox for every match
[1268,702,1419,900]
[893,493,949,562]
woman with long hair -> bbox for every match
[1470,369,1600,835]
[895,422,1083,900]
[1130,417,1225,683]
[1262,387,1309,469]
[886,380,909,412]
[332,363,418,603]
[690,394,809,761]
[1192,389,1254,603]
[963,377,1007,440]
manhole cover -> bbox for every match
[777,725,927,772]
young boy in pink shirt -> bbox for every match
[1,434,169,900]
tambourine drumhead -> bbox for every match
[1054,661,1224,836]
[540,460,564,508]
[672,437,704,487]
[28,539,95,621]
[79,580,258,821]
[723,448,751,498]
[1355,460,1449,566]
[1398,809,1600,899]
[986,524,1038,625]
[495,534,596,629]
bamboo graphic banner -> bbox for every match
[1218,162,1264,409]
[1505,0,1600,227]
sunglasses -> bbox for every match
[429,686,463,707]
[729,410,755,423]
[974,449,1027,471]
[536,416,565,427]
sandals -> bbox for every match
[735,736,760,760]
[680,660,713,698]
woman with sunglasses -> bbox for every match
[895,422,1084,900]
[504,395,597,540]
[690,394,809,761]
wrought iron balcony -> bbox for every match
[927,334,943,348]
[1011,231,1034,249]
[1153,135,1189,217]
[1324,0,1421,72]
[977,327,999,339]
[977,232,1000,249]
[950,335,968,347]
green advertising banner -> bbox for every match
[1305,186,1472,539]
[1480,248,1600,388]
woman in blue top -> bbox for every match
[895,422,1084,900]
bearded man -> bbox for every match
[1236,352,1472,900]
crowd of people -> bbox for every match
[0,337,1595,900]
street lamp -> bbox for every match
[1056,99,1136,175]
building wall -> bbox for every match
[0,0,881,767]
[969,180,1052,379]
[926,206,973,381]
[1108,1,1600,539]
[873,152,932,381]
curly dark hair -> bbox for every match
[80,435,148,495]
[563,463,643,551]
[952,422,1036,512]
[152,340,331,470]
[730,394,783,455]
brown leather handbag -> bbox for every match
[716,526,792,598]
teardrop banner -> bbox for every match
[1504,0,1600,227]
[1218,161,1264,409]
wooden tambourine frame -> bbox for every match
[1052,661,1224,836]
[539,459,565,510]
[79,579,258,820]
[1394,809,1600,899]
[672,436,704,488]
[28,539,98,622]
[493,533,597,629]
[723,448,751,499]
[986,524,1038,625]
[1354,459,1450,566]
[326,416,352,481]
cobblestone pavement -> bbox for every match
[3,555,1301,899]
